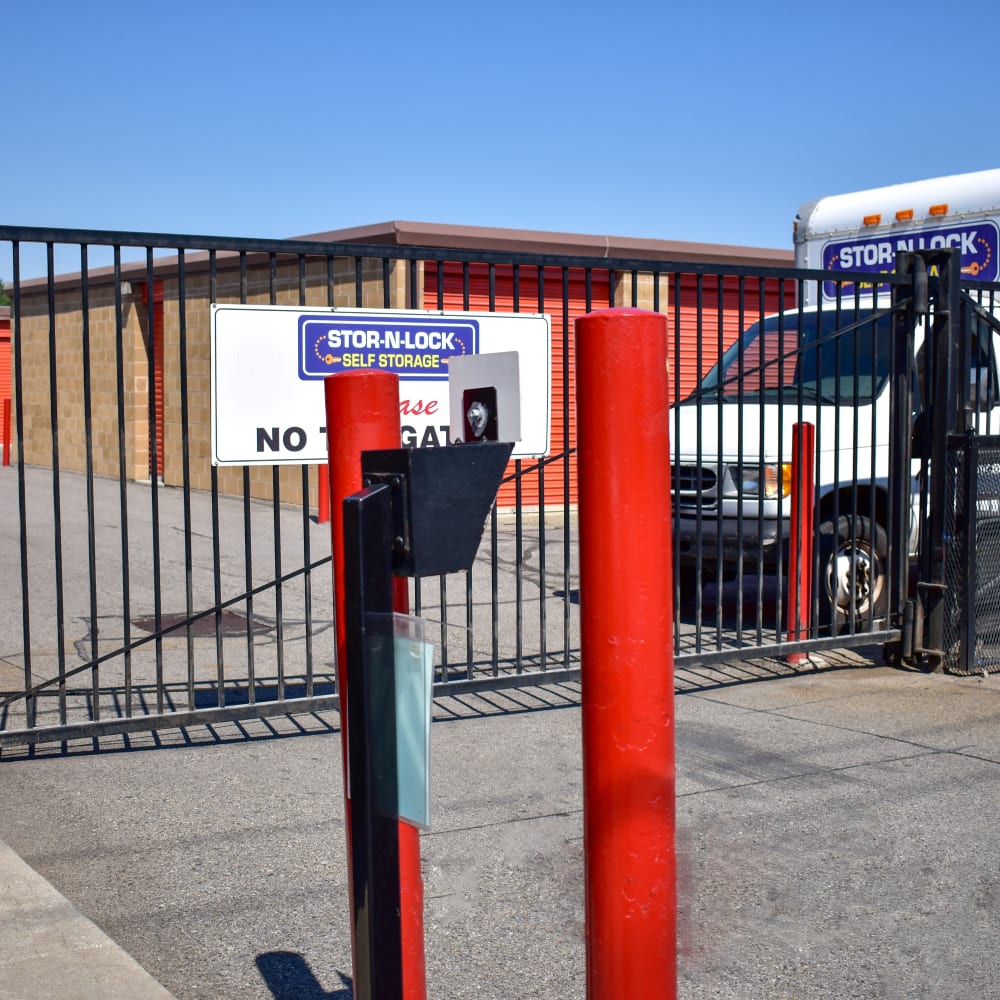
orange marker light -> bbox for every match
[863,213,882,227]
[895,209,914,222]
[929,203,949,216]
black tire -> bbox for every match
[818,515,888,633]
[676,564,700,608]
[675,563,718,604]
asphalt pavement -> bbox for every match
[2,661,999,999]
[2,463,999,998]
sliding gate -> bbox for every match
[3,227,975,749]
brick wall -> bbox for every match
[13,284,149,478]
[13,253,413,507]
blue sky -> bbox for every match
[4,0,999,272]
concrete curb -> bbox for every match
[0,836,175,1000]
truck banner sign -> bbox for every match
[212,305,551,465]
[820,220,1000,299]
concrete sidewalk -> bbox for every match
[0,836,175,999]
[1,663,999,999]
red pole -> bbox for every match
[317,463,330,524]
[2,398,9,467]
[786,422,816,662]
[575,308,676,999]
[323,370,425,1000]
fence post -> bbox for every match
[575,307,676,999]
[786,422,815,661]
[324,370,425,1000]
[342,481,404,1000]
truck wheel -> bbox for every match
[818,515,887,633]
[675,564,715,610]
[676,565,695,600]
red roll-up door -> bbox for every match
[139,282,165,478]
[668,274,797,401]
[421,265,794,507]
[423,262,610,509]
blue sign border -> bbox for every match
[297,314,478,381]
[821,220,1000,299]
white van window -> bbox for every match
[697,309,892,405]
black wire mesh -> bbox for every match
[944,433,1000,674]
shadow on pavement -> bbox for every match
[255,952,352,999]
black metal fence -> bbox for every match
[1,228,595,747]
[5,227,983,748]
[671,272,923,673]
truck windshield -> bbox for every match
[696,308,892,404]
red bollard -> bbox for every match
[786,422,816,662]
[324,370,426,1000]
[575,308,677,999]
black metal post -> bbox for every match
[888,253,916,638]
[343,483,403,1000]
[922,249,962,660]
[960,432,978,674]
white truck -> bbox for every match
[672,168,1000,630]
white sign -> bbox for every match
[211,305,551,465]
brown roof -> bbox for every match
[299,220,792,268]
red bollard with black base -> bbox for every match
[575,308,677,999]
[324,370,425,1000]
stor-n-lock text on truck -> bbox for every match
[671,168,1000,631]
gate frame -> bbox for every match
[898,249,1000,672]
